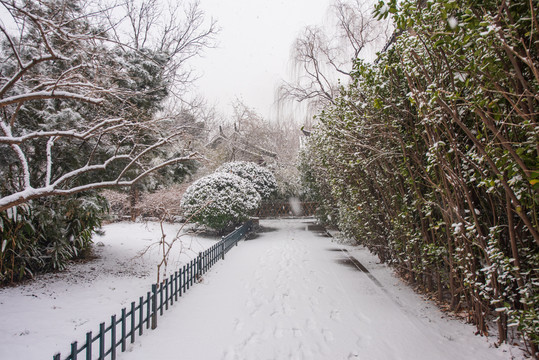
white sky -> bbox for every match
[194,0,333,121]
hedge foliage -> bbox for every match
[301,0,538,352]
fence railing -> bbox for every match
[53,220,253,360]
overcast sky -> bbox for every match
[194,0,333,121]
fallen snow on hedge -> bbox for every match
[216,161,277,199]
[180,172,261,230]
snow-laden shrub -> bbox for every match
[216,161,277,200]
[180,172,261,231]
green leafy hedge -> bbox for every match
[0,194,108,283]
[301,0,538,352]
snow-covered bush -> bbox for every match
[216,161,277,199]
[180,172,261,231]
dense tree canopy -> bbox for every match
[0,0,216,282]
[0,0,216,211]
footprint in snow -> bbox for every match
[242,332,259,346]
[233,319,243,332]
[283,303,294,315]
[330,309,341,322]
[221,347,237,360]
[322,329,334,343]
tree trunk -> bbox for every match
[130,185,139,222]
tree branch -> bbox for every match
[0,91,104,108]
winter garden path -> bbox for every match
[117,219,517,360]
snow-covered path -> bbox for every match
[120,219,516,360]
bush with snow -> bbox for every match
[216,161,277,200]
[180,172,261,231]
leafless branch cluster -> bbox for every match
[279,0,391,111]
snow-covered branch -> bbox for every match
[0,152,201,212]
[0,118,124,144]
[0,121,30,189]
[0,91,104,108]
[115,132,185,180]
[0,0,216,212]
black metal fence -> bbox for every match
[52,220,253,360]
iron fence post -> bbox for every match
[99,322,105,360]
[121,308,126,352]
[174,271,178,302]
[198,253,202,278]
[145,292,150,329]
[111,315,116,360]
[130,302,136,343]
[139,296,144,335]
[86,331,92,359]
[151,284,157,330]
[169,274,174,305]
[70,341,77,360]
[221,236,225,259]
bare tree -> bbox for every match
[204,100,278,166]
[0,0,216,212]
[106,0,219,100]
[202,99,302,198]
[279,0,391,112]
[332,0,389,61]
[281,26,340,107]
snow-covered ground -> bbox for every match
[0,221,214,360]
[0,219,524,359]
